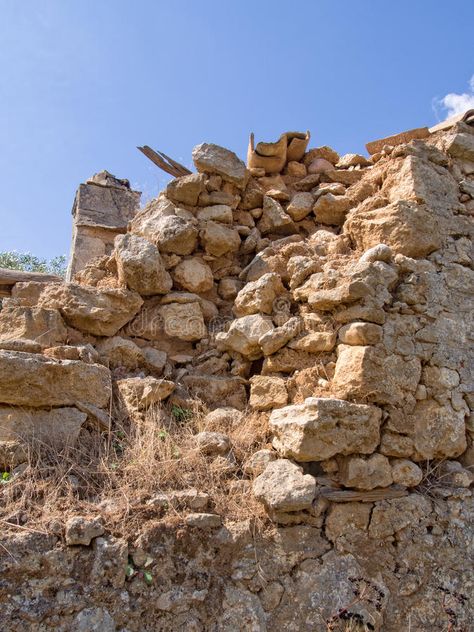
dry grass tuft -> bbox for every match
[0,402,270,538]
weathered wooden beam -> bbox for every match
[137,145,192,178]
[0,268,62,286]
[318,485,408,503]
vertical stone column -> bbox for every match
[66,171,141,281]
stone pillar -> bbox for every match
[66,171,141,281]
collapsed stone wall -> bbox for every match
[0,121,473,630]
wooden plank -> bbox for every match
[137,145,192,178]
[318,485,408,503]
[0,268,62,286]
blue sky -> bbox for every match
[1,0,473,259]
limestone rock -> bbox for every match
[444,132,474,162]
[337,153,371,168]
[253,459,316,512]
[166,173,206,206]
[216,314,273,360]
[116,376,175,410]
[203,407,244,428]
[270,397,382,461]
[391,459,423,487]
[368,495,431,538]
[333,345,421,405]
[200,221,241,256]
[366,127,430,154]
[65,516,104,546]
[345,200,442,258]
[408,400,467,460]
[172,258,214,293]
[338,454,393,490]
[359,243,392,263]
[257,196,295,235]
[114,233,172,295]
[152,215,199,255]
[192,143,248,188]
[185,513,222,529]
[181,375,247,411]
[249,376,288,411]
[313,193,350,225]
[259,317,301,356]
[286,193,313,221]
[233,272,285,317]
[194,431,230,455]
[0,406,87,446]
[288,331,336,353]
[338,322,383,345]
[325,502,372,542]
[38,283,143,337]
[0,305,67,349]
[159,302,206,341]
[197,204,233,223]
[96,336,145,369]
[0,351,111,408]
[243,449,277,476]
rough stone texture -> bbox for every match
[2,123,474,630]
[216,314,273,360]
[172,258,214,293]
[66,174,140,280]
[65,516,104,546]
[192,143,248,188]
[114,233,172,295]
[159,302,206,341]
[233,272,285,317]
[0,305,67,348]
[166,173,206,206]
[270,397,382,461]
[116,376,175,410]
[200,221,241,256]
[338,453,393,490]
[0,350,111,408]
[38,283,143,336]
[249,376,288,410]
[253,459,316,511]
[0,406,87,446]
[365,126,430,154]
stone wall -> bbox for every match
[0,120,473,630]
[66,170,140,280]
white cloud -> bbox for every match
[437,75,474,119]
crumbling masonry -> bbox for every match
[0,114,473,630]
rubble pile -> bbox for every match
[0,118,473,630]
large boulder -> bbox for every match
[114,233,172,295]
[253,459,316,512]
[38,283,143,337]
[0,351,111,408]
[269,397,382,461]
[192,143,248,189]
[0,305,67,348]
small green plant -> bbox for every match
[171,405,192,422]
[0,472,11,484]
